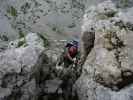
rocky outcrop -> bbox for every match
[76,0,133,100]
[0,32,81,100]
[0,0,133,44]
[0,11,18,51]
[1,0,133,100]
[9,32,46,49]
[0,0,87,39]
[0,33,48,100]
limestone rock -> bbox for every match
[77,0,133,100]
[0,88,11,99]
[44,78,62,94]
[9,32,46,50]
[45,39,66,63]
[81,0,133,89]
[75,74,133,100]
[0,32,50,99]
[0,45,45,99]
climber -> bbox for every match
[57,39,80,68]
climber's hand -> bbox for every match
[73,58,77,64]
[77,60,82,65]
[56,64,63,70]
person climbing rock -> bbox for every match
[54,39,81,100]
[57,39,80,69]
[55,40,80,100]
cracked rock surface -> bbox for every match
[0,33,81,100]
[76,0,133,100]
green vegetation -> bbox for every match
[17,39,27,47]
[96,11,117,20]
[117,0,129,8]
[120,0,129,7]
[105,11,117,18]
[19,32,25,39]
[103,32,114,51]
[96,14,108,20]
[104,30,125,51]
[18,32,49,47]
[7,6,17,17]
[37,33,50,47]
[17,32,27,48]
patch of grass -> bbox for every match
[120,0,129,7]
[17,32,27,47]
[104,32,115,51]
[96,14,108,20]
[104,30,125,51]
[7,6,17,17]
[37,33,50,47]
[18,32,25,39]
[117,0,129,8]
[105,11,117,18]
[17,40,26,47]
[96,11,117,20]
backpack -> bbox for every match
[68,46,78,58]
[64,40,78,58]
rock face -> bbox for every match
[0,32,80,100]
[0,11,18,51]
[9,32,46,49]
[76,0,133,100]
[0,0,133,100]
[1,0,133,42]
[0,33,48,100]
[0,0,87,40]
